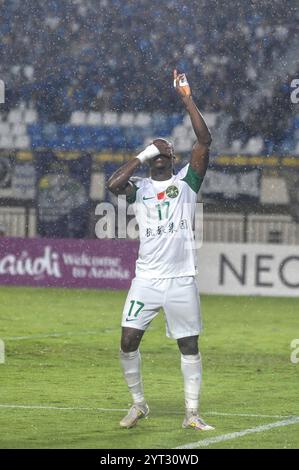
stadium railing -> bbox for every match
[1,203,299,245]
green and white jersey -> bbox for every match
[127,164,204,279]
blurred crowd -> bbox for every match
[225,77,296,154]
[0,0,298,152]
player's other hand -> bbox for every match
[153,138,174,158]
[173,69,191,97]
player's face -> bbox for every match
[149,153,174,172]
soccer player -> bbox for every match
[107,70,214,431]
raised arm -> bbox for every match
[174,69,212,177]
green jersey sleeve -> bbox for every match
[181,165,204,193]
[126,181,139,204]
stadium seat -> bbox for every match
[293,116,299,129]
[243,137,264,154]
[0,135,14,149]
[70,111,87,126]
[143,136,154,147]
[123,128,144,149]
[14,135,30,149]
[27,122,42,136]
[173,137,191,152]
[10,124,27,136]
[135,112,152,127]
[95,133,109,150]
[7,109,23,124]
[58,124,77,140]
[86,112,102,126]
[168,114,184,128]
[23,109,37,124]
[130,135,144,150]
[172,124,189,139]
[102,112,119,126]
[231,139,243,152]
[202,112,218,128]
[29,135,44,149]
[0,123,10,136]
[182,114,195,129]
[151,114,175,137]
[119,112,135,127]
[111,134,127,149]
[280,138,295,153]
[75,136,87,150]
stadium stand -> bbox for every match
[0,0,298,155]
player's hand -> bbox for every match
[173,69,191,97]
[153,138,174,158]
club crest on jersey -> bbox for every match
[166,185,179,198]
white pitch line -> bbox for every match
[0,404,128,412]
[3,326,157,342]
[175,416,299,449]
[3,330,107,341]
[204,411,293,419]
[0,404,295,420]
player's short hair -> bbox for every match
[153,137,175,158]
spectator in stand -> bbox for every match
[226,109,249,148]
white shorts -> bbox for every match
[121,276,202,339]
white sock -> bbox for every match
[181,353,202,416]
[120,349,145,405]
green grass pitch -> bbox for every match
[0,286,298,449]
